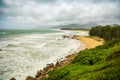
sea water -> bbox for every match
[0,29,88,80]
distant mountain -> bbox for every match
[53,23,98,29]
[111,24,120,27]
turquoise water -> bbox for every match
[0,29,60,40]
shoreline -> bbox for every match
[25,35,103,80]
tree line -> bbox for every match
[89,25,120,41]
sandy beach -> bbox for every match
[25,35,104,80]
[74,35,104,49]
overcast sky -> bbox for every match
[0,0,120,29]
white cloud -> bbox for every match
[0,0,120,29]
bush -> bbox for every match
[89,25,120,41]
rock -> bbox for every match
[10,77,16,80]
[48,63,54,68]
[35,70,42,78]
[43,67,47,71]
[55,61,61,67]
[26,76,35,80]
[62,35,70,38]
[58,39,60,40]
[43,63,54,72]
[71,36,74,39]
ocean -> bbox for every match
[0,29,88,80]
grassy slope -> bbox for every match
[44,39,120,80]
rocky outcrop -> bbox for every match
[62,35,74,39]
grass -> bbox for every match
[44,39,120,80]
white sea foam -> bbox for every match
[0,30,88,80]
[0,32,7,35]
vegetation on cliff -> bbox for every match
[89,25,120,41]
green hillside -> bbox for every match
[44,39,120,80]
[44,25,120,80]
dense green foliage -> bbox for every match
[44,39,120,80]
[89,25,120,41]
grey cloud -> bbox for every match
[0,0,120,29]
[34,0,57,3]
[0,0,5,7]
